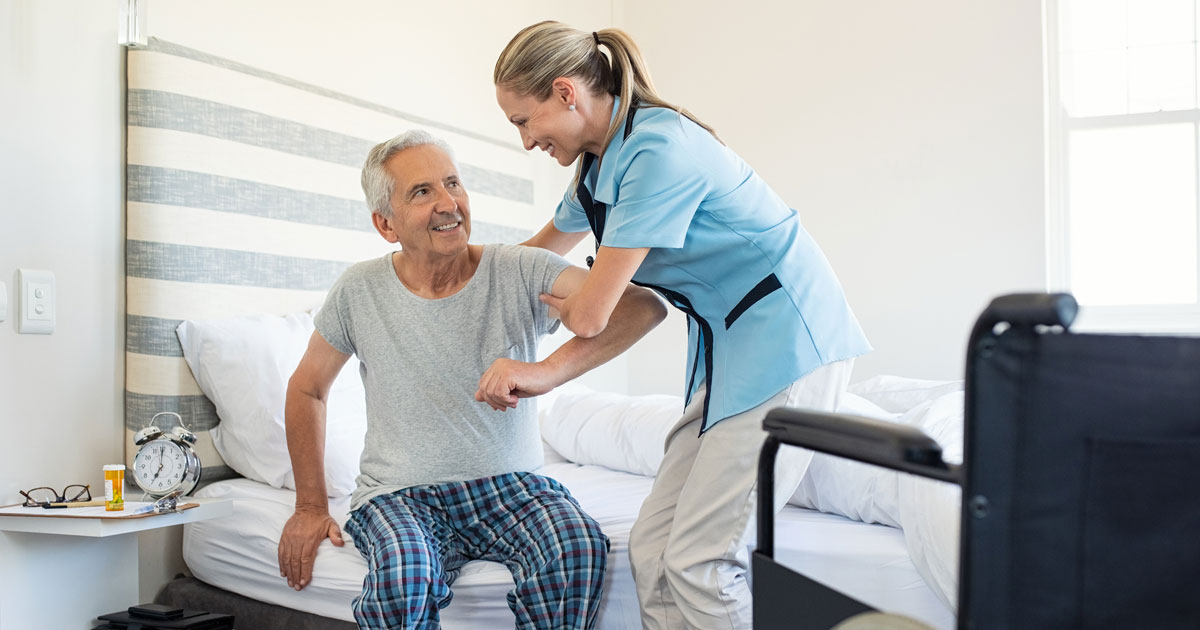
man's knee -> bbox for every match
[372,531,436,574]
[556,511,609,572]
[519,497,608,581]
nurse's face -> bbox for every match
[496,85,586,167]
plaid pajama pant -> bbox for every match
[343,472,609,630]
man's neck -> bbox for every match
[391,245,483,299]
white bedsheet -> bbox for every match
[185,453,954,629]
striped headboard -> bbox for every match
[125,38,537,481]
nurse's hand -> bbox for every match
[475,358,557,411]
[541,291,597,337]
[539,292,567,321]
[541,246,650,338]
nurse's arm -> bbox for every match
[540,245,650,338]
[522,219,590,257]
[475,263,665,410]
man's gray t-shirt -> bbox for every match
[314,244,572,511]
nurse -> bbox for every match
[494,21,872,630]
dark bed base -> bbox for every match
[156,575,358,630]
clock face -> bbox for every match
[134,439,189,494]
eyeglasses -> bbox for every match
[19,485,92,507]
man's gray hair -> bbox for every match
[361,130,458,217]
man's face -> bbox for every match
[376,144,470,257]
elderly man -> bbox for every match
[277,129,666,630]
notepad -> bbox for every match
[46,499,107,508]
[0,501,196,519]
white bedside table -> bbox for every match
[0,497,232,630]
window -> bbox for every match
[1047,0,1200,332]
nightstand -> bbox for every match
[0,497,232,630]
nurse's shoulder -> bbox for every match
[623,107,714,152]
[617,107,748,191]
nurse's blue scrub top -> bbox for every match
[554,99,871,433]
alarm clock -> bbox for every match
[132,411,202,498]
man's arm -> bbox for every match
[475,265,667,410]
[278,331,351,590]
[539,245,650,338]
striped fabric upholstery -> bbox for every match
[125,38,537,481]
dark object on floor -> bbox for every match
[95,604,232,629]
[755,292,1200,629]
[156,575,358,630]
[128,603,185,620]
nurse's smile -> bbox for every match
[495,81,613,167]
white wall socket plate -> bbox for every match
[18,269,55,334]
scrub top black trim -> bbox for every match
[575,101,719,434]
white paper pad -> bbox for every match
[0,502,157,518]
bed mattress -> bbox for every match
[185,457,954,629]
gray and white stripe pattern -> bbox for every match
[125,38,536,480]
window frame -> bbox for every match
[1045,0,1200,334]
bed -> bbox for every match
[162,301,961,629]
[175,384,955,628]
[124,37,960,629]
[183,464,954,629]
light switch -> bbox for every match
[18,269,55,334]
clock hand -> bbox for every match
[151,448,165,481]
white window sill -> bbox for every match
[1071,305,1200,336]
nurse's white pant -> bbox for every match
[628,359,854,630]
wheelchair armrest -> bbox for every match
[762,407,962,484]
[756,407,963,557]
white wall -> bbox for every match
[619,0,1047,380]
[0,0,128,614]
[1,0,128,489]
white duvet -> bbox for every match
[187,452,954,629]
[186,376,962,627]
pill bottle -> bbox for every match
[103,464,125,511]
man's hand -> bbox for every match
[475,358,558,411]
[278,506,344,591]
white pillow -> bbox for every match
[848,374,965,414]
[787,378,966,526]
[539,384,683,477]
[895,391,965,611]
[176,311,367,497]
[785,393,904,527]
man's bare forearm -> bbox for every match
[541,286,667,385]
[284,380,331,510]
